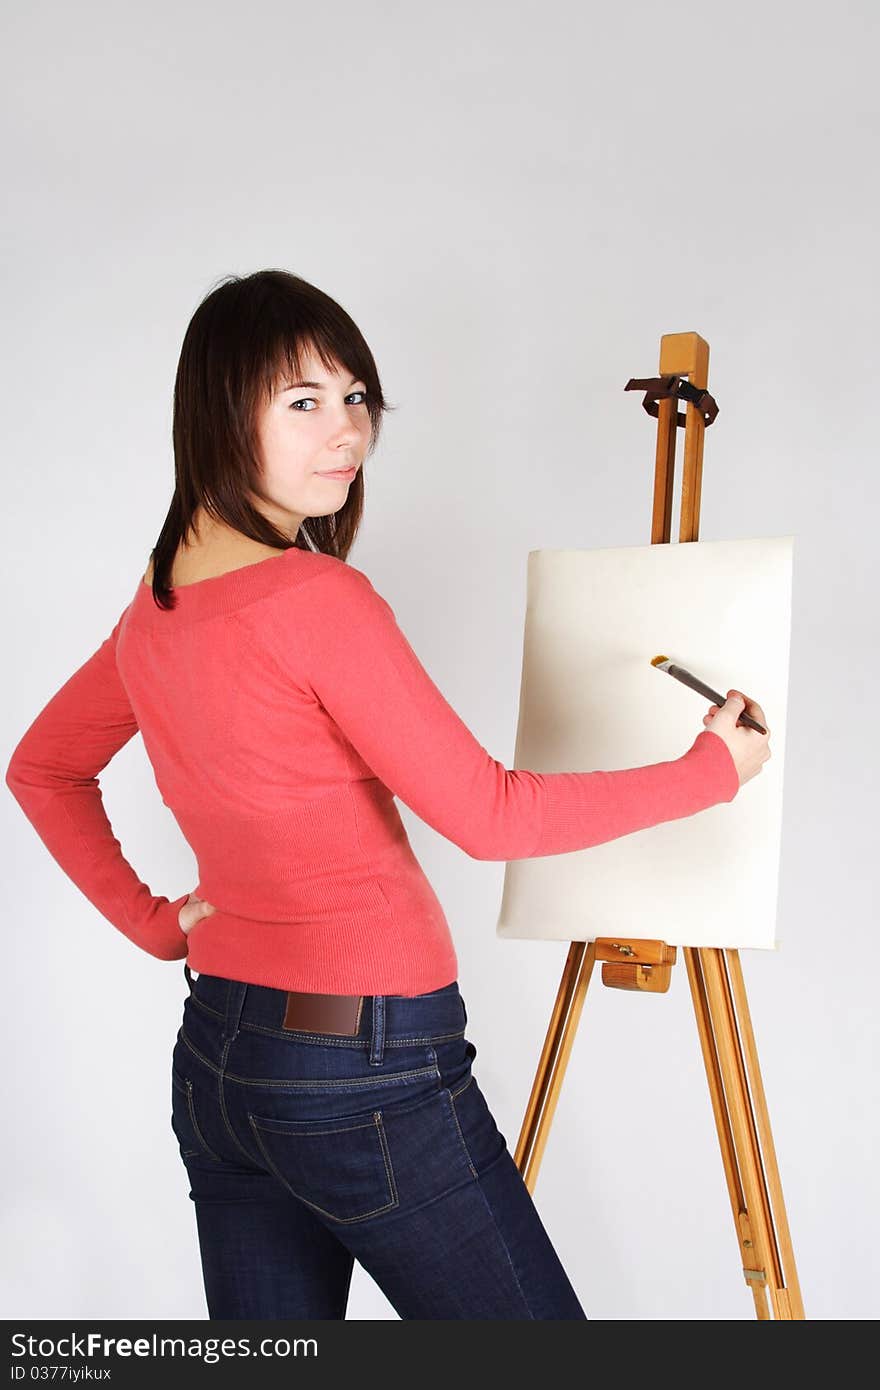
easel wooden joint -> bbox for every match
[513,331,805,1321]
[596,937,675,993]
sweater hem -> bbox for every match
[184,910,460,997]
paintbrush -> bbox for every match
[650,656,767,735]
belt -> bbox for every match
[282,989,365,1035]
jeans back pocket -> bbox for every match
[247,1109,399,1224]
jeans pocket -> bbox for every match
[171,1064,224,1165]
[434,1032,478,1094]
[436,1031,508,1180]
[247,1108,399,1224]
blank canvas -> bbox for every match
[495,536,794,951]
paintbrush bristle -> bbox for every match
[650,655,668,666]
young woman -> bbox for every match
[6,269,770,1320]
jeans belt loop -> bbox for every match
[369,994,386,1065]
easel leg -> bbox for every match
[725,949,803,1319]
[513,941,596,1191]
[685,947,805,1319]
[515,940,804,1318]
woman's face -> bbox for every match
[251,342,372,537]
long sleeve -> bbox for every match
[289,564,740,861]
[5,605,190,960]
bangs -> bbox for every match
[263,334,352,402]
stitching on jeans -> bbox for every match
[171,1076,200,1159]
[188,995,225,1021]
[217,1035,263,1165]
[180,1030,441,1088]
[234,1068,441,1090]
[246,1112,399,1224]
[251,1113,392,1138]
[445,1088,478,1180]
[184,1079,224,1164]
[463,1131,536,1319]
[375,1110,399,1207]
[446,1078,536,1317]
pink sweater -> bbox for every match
[5,549,740,994]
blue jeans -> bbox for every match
[171,967,587,1320]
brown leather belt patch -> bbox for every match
[282,990,364,1035]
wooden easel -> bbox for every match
[512,331,804,1320]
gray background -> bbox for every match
[2,0,877,1321]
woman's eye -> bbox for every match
[290,391,367,412]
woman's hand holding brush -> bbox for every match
[702,691,772,787]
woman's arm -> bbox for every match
[281,563,740,861]
[5,606,190,959]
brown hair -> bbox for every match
[147,269,395,610]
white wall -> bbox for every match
[2,0,876,1321]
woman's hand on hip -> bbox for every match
[178,892,217,935]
